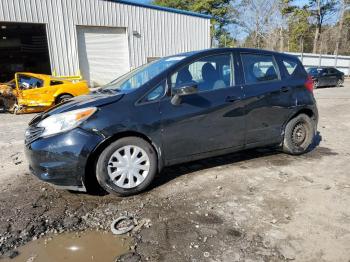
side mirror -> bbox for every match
[171,83,198,105]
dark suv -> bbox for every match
[25,48,318,196]
[307,67,344,88]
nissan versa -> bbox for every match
[25,48,318,196]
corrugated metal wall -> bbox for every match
[0,0,211,76]
[287,52,350,76]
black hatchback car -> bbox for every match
[307,67,344,88]
[25,48,318,196]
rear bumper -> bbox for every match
[25,128,104,191]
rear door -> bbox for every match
[318,68,329,86]
[239,52,294,145]
[327,68,338,86]
[160,52,245,163]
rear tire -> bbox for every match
[96,137,157,196]
[282,114,315,155]
[56,94,73,104]
[336,79,343,87]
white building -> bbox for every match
[0,0,211,85]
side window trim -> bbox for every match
[168,52,235,96]
[240,52,282,85]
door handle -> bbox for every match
[280,86,290,93]
[226,95,239,103]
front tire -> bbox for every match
[282,114,315,155]
[56,94,73,104]
[96,137,157,196]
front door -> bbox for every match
[160,53,245,163]
[16,74,55,106]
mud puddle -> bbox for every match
[3,231,131,262]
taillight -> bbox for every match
[305,75,314,93]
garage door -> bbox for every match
[0,22,51,82]
[77,26,130,87]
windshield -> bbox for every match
[102,55,187,91]
[307,68,321,75]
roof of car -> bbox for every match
[308,66,335,69]
[175,48,299,58]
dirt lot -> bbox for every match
[1,81,350,261]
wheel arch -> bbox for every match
[83,130,163,192]
[289,108,315,121]
[54,92,74,104]
[282,107,317,138]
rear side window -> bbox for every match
[50,80,63,86]
[241,54,279,84]
[328,68,337,74]
[282,59,298,76]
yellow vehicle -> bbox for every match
[0,73,90,114]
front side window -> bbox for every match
[170,54,233,93]
[241,54,279,84]
[18,75,44,90]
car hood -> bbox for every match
[29,92,124,125]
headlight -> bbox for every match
[37,107,97,137]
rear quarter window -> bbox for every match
[282,59,298,76]
[282,57,306,78]
[50,80,63,86]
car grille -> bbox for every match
[25,126,44,145]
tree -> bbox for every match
[334,0,350,56]
[282,2,313,52]
[235,0,282,48]
[307,0,338,53]
[152,0,236,47]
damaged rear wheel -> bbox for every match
[282,114,315,155]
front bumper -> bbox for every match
[25,128,104,191]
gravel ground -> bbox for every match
[0,80,350,261]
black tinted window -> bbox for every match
[50,80,63,86]
[328,68,337,74]
[241,54,279,84]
